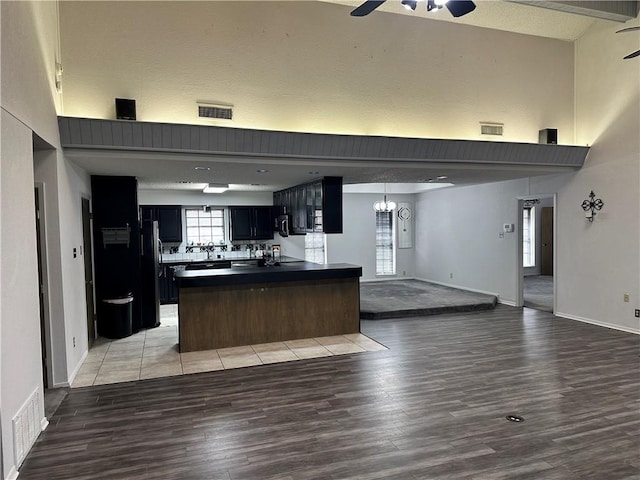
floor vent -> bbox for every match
[506,414,525,423]
[198,103,233,120]
[480,123,504,136]
[12,388,41,466]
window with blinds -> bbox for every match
[185,208,225,245]
[376,211,395,275]
[523,207,535,267]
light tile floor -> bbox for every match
[72,305,387,388]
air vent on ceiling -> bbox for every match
[480,122,504,136]
[197,102,233,120]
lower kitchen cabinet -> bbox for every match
[160,264,179,304]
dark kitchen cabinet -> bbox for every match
[140,205,182,242]
[159,264,179,304]
[273,177,342,234]
[91,175,142,334]
[230,206,274,240]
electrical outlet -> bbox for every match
[73,336,76,348]
[623,293,630,303]
[635,309,640,318]
[402,271,406,276]
[73,247,77,258]
[449,273,453,279]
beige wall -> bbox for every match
[59,1,575,143]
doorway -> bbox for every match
[517,195,555,313]
[82,197,96,348]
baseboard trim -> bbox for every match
[41,417,49,431]
[556,312,640,335]
[499,299,517,307]
[361,277,416,283]
[6,465,19,480]
[67,348,89,386]
[415,277,500,298]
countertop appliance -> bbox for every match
[140,219,161,328]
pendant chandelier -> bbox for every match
[373,183,396,212]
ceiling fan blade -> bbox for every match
[617,26,640,33]
[623,50,640,59]
[445,0,476,17]
[351,0,387,17]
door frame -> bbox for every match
[81,195,97,347]
[34,182,54,388]
[515,193,557,313]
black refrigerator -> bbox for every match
[140,219,161,329]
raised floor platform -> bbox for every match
[360,279,497,320]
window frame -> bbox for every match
[375,210,396,276]
[523,206,536,268]
[184,207,226,246]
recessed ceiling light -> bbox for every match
[437,175,448,180]
[257,169,268,173]
[194,166,210,171]
[309,171,320,175]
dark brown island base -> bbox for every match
[174,261,362,352]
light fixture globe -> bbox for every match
[373,195,396,212]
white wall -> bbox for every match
[138,189,272,207]
[413,11,640,333]
[57,159,92,380]
[327,193,416,281]
[1,1,93,475]
[415,179,527,300]
[1,111,45,479]
[33,149,68,387]
[59,1,575,143]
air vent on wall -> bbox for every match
[480,122,504,136]
[197,102,233,120]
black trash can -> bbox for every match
[101,296,134,339]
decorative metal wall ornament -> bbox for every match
[581,190,604,222]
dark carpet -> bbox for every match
[360,279,497,319]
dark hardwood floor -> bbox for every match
[20,305,640,479]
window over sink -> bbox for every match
[185,208,225,246]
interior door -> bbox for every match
[82,197,96,347]
[541,206,553,275]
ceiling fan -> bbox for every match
[617,26,640,59]
[351,0,476,18]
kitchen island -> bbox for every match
[174,261,362,352]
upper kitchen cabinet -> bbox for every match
[274,177,342,234]
[140,205,183,243]
[230,206,274,241]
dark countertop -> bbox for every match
[175,261,362,288]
